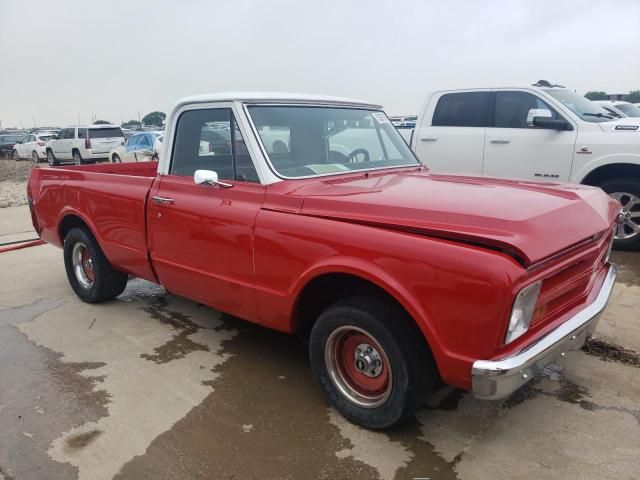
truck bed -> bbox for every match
[28,161,159,282]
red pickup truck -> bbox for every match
[27,93,619,429]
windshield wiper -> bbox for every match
[583,112,614,119]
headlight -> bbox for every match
[505,280,542,344]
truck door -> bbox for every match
[414,90,490,174]
[482,90,577,181]
[147,105,265,320]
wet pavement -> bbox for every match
[1,209,639,479]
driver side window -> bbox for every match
[170,108,258,182]
[494,91,560,129]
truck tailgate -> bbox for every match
[28,162,158,282]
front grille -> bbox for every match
[531,230,612,327]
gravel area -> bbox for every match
[0,158,34,208]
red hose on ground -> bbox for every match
[0,239,46,253]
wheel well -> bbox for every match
[59,214,90,243]
[581,163,640,187]
[294,273,412,339]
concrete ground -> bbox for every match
[0,205,639,480]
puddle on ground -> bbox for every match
[116,314,459,480]
[582,337,640,367]
[0,300,109,480]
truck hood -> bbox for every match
[295,169,618,266]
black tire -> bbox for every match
[63,227,128,303]
[12,150,20,161]
[309,296,436,429]
[151,154,159,161]
[112,153,121,163]
[598,178,640,251]
[32,151,40,163]
[47,149,58,166]
[73,150,83,165]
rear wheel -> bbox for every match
[63,227,128,302]
[599,178,640,251]
[309,296,436,429]
[112,153,121,163]
[32,151,39,163]
[73,150,83,165]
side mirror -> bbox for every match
[194,169,233,188]
[526,108,552,127]
[527,108,572,130]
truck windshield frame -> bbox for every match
[245,104,420,180]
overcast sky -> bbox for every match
[1,0,639,128]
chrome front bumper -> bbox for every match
[472,264,617,400]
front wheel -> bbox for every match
[309,296,436,429]
[32,151,40,163]
[599,178,640,251]
[112,153,121,163]
[12,150,20,161]
[63,227,128,302]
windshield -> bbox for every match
[247,106,418,178]
[546,89,613,123]
[615,103,640,117]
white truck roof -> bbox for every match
[174,92,382,109]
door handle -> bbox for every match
[152,195,174,205]
[490,139,511,144]
[420,136,438,142]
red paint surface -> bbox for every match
[27,163,619,390]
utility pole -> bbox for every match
[33,115,36,128]
[19,119,23,129]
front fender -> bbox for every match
[291,256,444,356]
[572,153,640,184]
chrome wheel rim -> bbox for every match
[74,153,81,165]
[13,151,19,160]
[325,326,392,408]
[610,192,640,240]
[32,152,38,163]
[47,151,54,165]
[72,242,95,289]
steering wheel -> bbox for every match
[346,148,370,163]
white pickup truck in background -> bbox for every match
[410,82,640,250]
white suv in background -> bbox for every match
[46,125,124,165]
[412,82,640,250]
